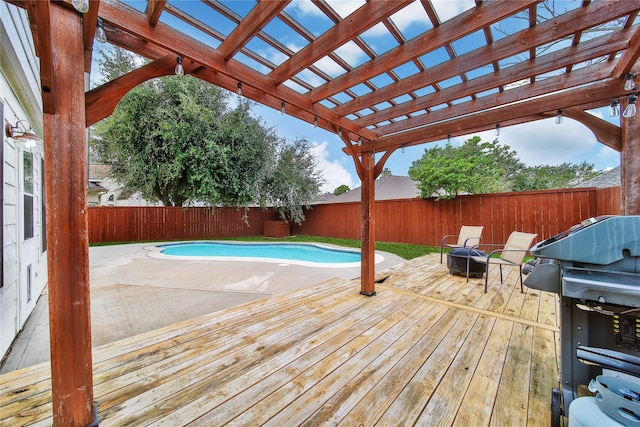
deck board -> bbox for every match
[0,253,560,426]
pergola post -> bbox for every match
[360,149,376,296]
[621,102,640,215]
[44,3,95,426]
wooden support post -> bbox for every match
[45,4,96,426]
[360,150,376,296]
[621,103,640,215]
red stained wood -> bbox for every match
[293,188,619,247]
[264,220,291,238]
[88,206,271,243]
[309,0,538,103]
[269,0,411,84]
[621,108,640,214]
[360,150,376,295]
[218,0,287,62]
[85,54,179,126]
[88,188,621,246]
[44,3,94,426]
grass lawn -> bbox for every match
[224,235,440,260]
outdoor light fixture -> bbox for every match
[313,116,318,128]
[5,120,44,154]
[624,73,637,91]
[175,57,184,75]
[95,18,107,43]
[609,100,620,117]
[623,94,638,118]
[280,101,286,116]
[236,82,242,97]
[338,128,342,138]
[495,123,500,136]
[401,143,405,154]
[72,0,89,13]
[447,134,451,143]
[555,109,563,124]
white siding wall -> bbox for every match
[1,0,47,359]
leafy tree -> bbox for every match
[259,138,324,224]
[408,136,523,199]
[92,45,145,87]
[511,161,598,191]
[91,46,323,218]
[92,76,238,206]
[333,184,350,195]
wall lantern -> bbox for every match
[5,120,44,154]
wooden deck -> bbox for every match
[0,253,560,426]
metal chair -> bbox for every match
[467,231,537,293]
[440,225,484,263]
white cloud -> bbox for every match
[325,0,366,19]
[472,118,600,166]
[334,40,368,68]
[388,1,430,32]
[312,56,346,78]
[288,0,324,17]
[430,0,475,23]
[309,141,355,193]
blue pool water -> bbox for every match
[158,242,361,264]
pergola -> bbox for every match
[6,0,640,425]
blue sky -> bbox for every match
[248,101,621,194]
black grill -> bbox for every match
[524,215,640,415]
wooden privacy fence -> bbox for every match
[88,206,274,243]
[293,187,621,246]
[88,187,620,245]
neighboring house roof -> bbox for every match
[320,172,420,204]
[89,164,112,180]
[575,166,621,189]
[315,192,338,203]
[88,181,108,193]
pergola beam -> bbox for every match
[308,0,540,103]
[23,0,55,113]
[85,54,200,126]
[82,0,100,72]
[340,10,633,122]
[354,32,629,128]
[218,0,288,62]
[98,0,376,141]
[365,79,627,154]
[613,20,640,78]
[375,62,618,137]
[145,0,165,26]
[269,0,411,84]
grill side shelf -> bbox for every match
[563,268,640,307]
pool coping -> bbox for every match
[144,241,385,269]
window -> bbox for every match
[23,152,34,240]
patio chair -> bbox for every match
[466,231,537,293]
[440,225,484,263]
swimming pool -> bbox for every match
[147,241,384,268]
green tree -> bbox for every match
[333,184,350,196]
[408,136,523,199]
[92,76,241,206]
[511,161,598,191]
[92,45,145,87]
[91,47,323,217]
[259,138,324,225]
